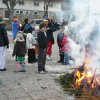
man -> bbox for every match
[46,19,56,60]
[21,18,32,41]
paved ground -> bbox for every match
[0,31,75,100]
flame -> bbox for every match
[86,71,93,78]
[74,58,100,92]
[75,71,85,86]
[75,70,94,88]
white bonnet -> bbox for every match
[16,32,24,41]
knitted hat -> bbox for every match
[43,19,48,22]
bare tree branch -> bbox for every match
[43,0,56,17]
[2,0,22,20]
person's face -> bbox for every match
[28,20,30,23]
[41,27,46,32]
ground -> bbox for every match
[0,31,75,100]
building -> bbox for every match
[0,0,65,22]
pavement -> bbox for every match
[0,31,75,100]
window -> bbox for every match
[34,1,39,6]
[20,11,23,14]
[16,11,19,14]
[26,11,29,14]
[34,12,37,15]
[49,2,53,7]
[19,0,24,5]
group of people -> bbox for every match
[57,22,71,65]
[0,15,74,74]
[0,16,59,74]
[12,17,58,73]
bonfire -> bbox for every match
[59,61,100,100]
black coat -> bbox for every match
[46,22,56,44]
[21,23,32,33]
[12,41,26,57]
[37,31,47,49]
[0,23,9,47]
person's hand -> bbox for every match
[47,28,49,30]
[12,54,14,57]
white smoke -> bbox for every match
[63,0,100,74]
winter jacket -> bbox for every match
[0,23,9,47]
[46,22,56,44]
[12,41,26,57]
[21,23,32,33]
[61,35,70,52]
[57,32,64,47]
[12,20,20,39]
[37,31,48,49]
[26,33,37,49]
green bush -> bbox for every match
[59,72,74,89]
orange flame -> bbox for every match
[75,64,94,87]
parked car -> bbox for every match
[31,19,43,27]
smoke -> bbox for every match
[63,0,100,74]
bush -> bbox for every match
[59,72,74,89]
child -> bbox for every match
[12,32,26,72]
[26,27,37,63]
[57,25,64,63]
[37,22,48,74]
[32,26,39,60]
[61,32,71,65]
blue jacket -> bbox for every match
[57,32,64,47]
[12,21,20,39]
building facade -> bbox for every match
[0,0,64,22]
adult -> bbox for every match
[21,18,32,41]
[0,18,9,71]
[46,19,56,60]
[12,17,20,40]
[57,25,64,63]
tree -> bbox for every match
[43,0,56,18]
[3,0,21,21]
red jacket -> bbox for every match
[61,35,70,52]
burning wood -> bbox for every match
[59,61,100,100]
[73,62,100,99]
